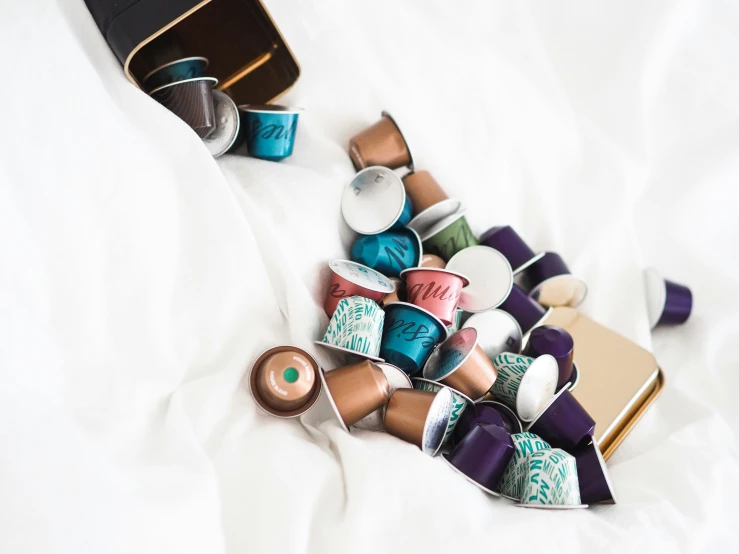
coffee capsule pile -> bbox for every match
[144,56,300,160]
[248,112,693,509]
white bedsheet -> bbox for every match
[1,0,738,552]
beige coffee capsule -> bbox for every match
[348,111,413,171]
[322,360,392,431]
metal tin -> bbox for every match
[478,226,540,274]
[384,388,453,455]
[401,267,470,326]
[421,212,478,261]
[499,284,549,335]
[353,363,413,432]
[351,228,422,278]
[324,260,396,317]
[320,361,391,430]
[422,328,498,401]
[523,326,574,390]
[573,439,617,504]
[420,254,447,269]
[402,171,450,216]
[462,310,522,360]
[537,307,664,460]
[447,246,514,313]
[499,432,552,500]
[316,296,385,361]
[412,378,472,442]
[248,345,322,418]
[348,111,414,171]
[444,423,514,493]
[475,400,523,435]
[150,76,218,139]
[407,199,463,238]
[143,56,209,90]
[491,352,558,422]
[526,387,596,451]
[520,449,585,508]
[521,252,588,308]
[644,267,693,328]
[380,302,449,375]
[203,90,241,158]
[341,166,411,235]
[242,104,300,161]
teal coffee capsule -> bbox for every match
[499,432,551,500]
[316,296,385,361]
[519,448,587,509]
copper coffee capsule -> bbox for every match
[384,388,453,455]
[321,360,391,431]
[249,346,322,418]
[348,111,414,171]
[402,171,450,216]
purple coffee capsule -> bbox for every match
[443,422,514,495]
[498,284,548,335]
[573,439,617,504]
[644,268,693,328]
[452,403,506,446]
[523,326,574,390]
[478,226,544,274]
[521,252,588,308]
[526,387,595,451]
[477,400,523,435]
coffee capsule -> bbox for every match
[443,423,514,495]
[407,199,463,239]
[423,328,498,401]
[249,345,322,418]
[475,400,523,435]
[420,253,447,269]
[324,260,396,317]
[462,309,522,360]
[353,363,413,432]
[203,90,241,158]
[499,432,552,500]
[150,76,218,139]
[384,388,453,455]
[498,284,549,335]
[380,302,448,374]
[316,296,385,361]
[321,360,391,431]
[143,56,208,91]
[644,268,693,328]
[242,104,300,161]
[401,267,469,326]
[491,352,558,422]
[452,402,506,446]
[402,171,450,216]
[521,252,588,308]
[447,246,514,313]
[478,226,544,274]
[380,277,406,306]
[526,387,595,451]
[421,212,478,261]
[572,439,617,504]
[523,326,574,390]
[412,378,472,442]
[351,228,422,278]
[342,166,412,235]
[519,448,585,508]
[348,111,413,171]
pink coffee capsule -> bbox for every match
[400,267,470,326]
[324,260,396,317]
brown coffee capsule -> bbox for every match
[402,171,450,215]
[322,360,391,430]
[384,388,454,455]
[420,254,447,269]
[149,77,218,139]
[348,111,413,171]
[249,346,322,418]
[381,278,407,306]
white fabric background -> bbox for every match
[1,0,738,552]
